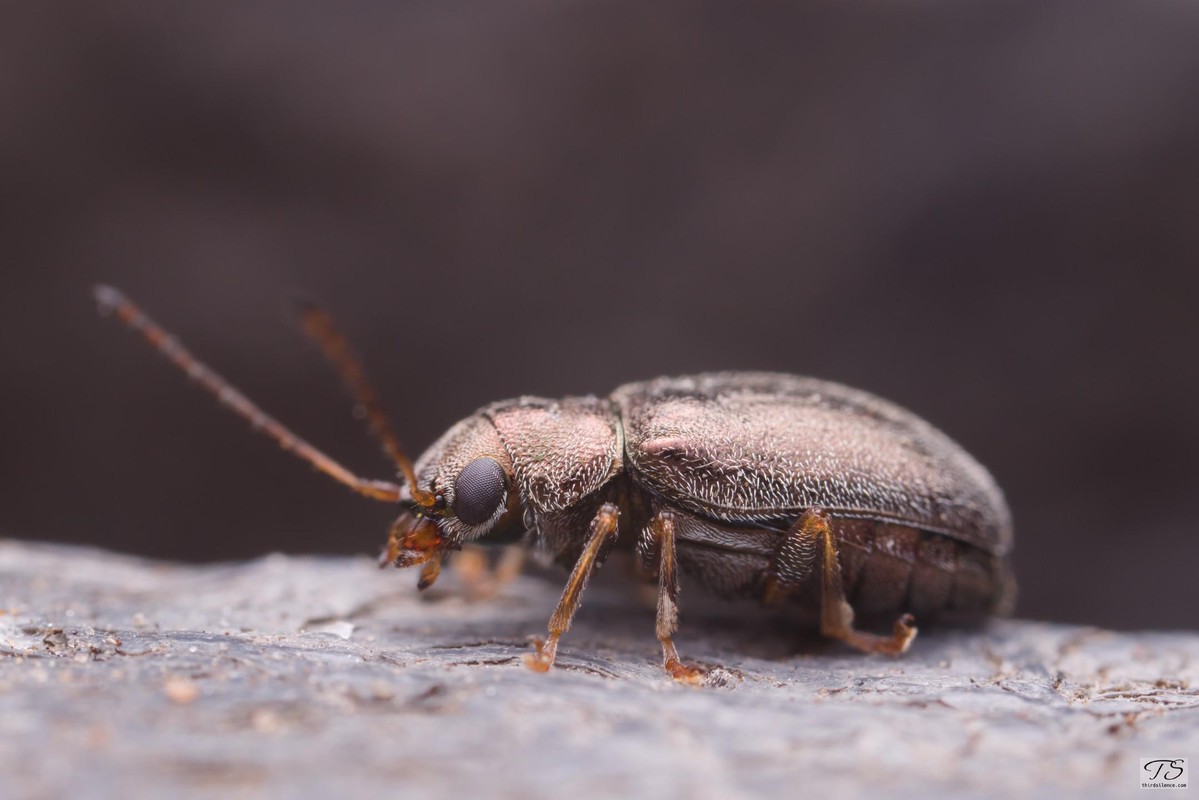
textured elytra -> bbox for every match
[612,372,1012,554]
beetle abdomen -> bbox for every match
[832,519,1014,624]
[671,514,1014,626]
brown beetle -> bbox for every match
[96,287,1014,683]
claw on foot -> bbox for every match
[846,612,918,656]
[523,636,557,673]
[664,657,706,685]
[888,613,918,655]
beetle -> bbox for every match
[95,286,1014,683]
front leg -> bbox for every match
[524,503,620,672]
[642,510,705,684]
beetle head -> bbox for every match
[381,396,622,590]
[381,414,521,588]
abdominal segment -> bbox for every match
[671,512,1014,628]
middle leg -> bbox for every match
[641,510,705,684]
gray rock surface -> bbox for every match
[1,540,1196,800]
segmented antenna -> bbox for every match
[93,285,405,503]
[295,300,434,507]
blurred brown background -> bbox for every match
[2,2,1197,630]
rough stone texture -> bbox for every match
[1,540,1196,800]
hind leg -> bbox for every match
[765,508,916,656]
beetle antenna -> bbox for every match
[293,298,435,508]
[93,285,405,503]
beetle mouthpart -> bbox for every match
[380,514,443,569]
[416,555,442,591]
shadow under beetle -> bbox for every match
[95,286,1015,683]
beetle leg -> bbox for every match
[416,553,442,590]
[645,510,705,684]
[524,503,620,672]
[452,545,526,601]
[762,510,820,606]
[815,510,917,655]
[772,509,917,656]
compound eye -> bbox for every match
[453,457,506,526]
